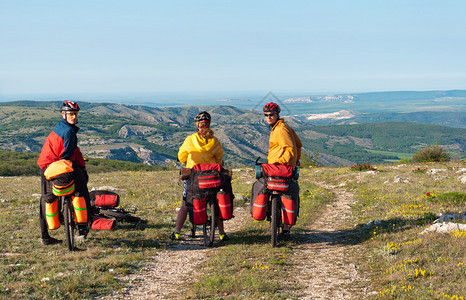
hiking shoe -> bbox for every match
[279,230,291,241]
[219,233,230,242]
[77,224,89,237]
[41,236,62,245]
[169,232,181,240]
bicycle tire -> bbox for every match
[63,196,75,251]
[99,208,147,223]
[271,194,280,247]
[190,222,196,238]
[203,199,216,247]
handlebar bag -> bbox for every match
[193,163,222,189]
[262,164,294,178]
[262,164,293,192]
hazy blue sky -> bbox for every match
[1,0,465,99]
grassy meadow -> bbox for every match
[0,161,465,299]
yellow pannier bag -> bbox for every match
[44,159,74,180]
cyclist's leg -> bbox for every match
[217,220,230,241]
[40,170,61,244]
[171,180,189,239]
[39,195,49,238]
[217,219,224,233]
[174,201,188,233]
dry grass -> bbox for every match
[311,161,466,299]
[1,161,465,299]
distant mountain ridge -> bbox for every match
[0,100,464,166]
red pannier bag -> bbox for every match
[192,196,207,224]
[90,190,120,208]
[252,192,268,220]
[91,216,116,230]
[281,195,296,226]
[193,163,222,189]
[217,190,232,220]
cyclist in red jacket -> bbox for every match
[37,101,90,245]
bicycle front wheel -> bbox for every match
[271,194,280,247]
[63,196,75,251]
[203,199,216,247]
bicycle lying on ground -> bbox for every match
[90,190,147,229]
[253,158,299,247]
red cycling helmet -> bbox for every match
[263,102,280,114]
[60,101,80,112]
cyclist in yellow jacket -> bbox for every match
[170,111,229,240]
[263,102,302,239]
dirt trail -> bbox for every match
[290,182,372,299]
[102,183,371,299]
[101,206,251,299]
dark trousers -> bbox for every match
[39,168,91,238]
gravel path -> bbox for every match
[290,182,372,299]
[101,183,371,299]
[100,206,250,299]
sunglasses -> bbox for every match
[264,113,276,117]
[66,112,78,117]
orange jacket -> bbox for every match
[268,119,302,166]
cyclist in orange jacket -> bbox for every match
[263,102,302,239]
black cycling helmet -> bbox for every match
[194,111,211,123]
[60,101,80,112]
[263,102,280,114]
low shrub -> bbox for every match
[412,145,450,162]
[350,163,375,171]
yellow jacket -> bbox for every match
[178,132,223,168]
[268,119,302,166]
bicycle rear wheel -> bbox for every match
[63,196,75,251]
[203,199,216,247]
[271,194,280,247]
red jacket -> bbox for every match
[37,119,86,170]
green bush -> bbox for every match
[412,145,450,162]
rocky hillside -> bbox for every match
[0,101,464,166]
